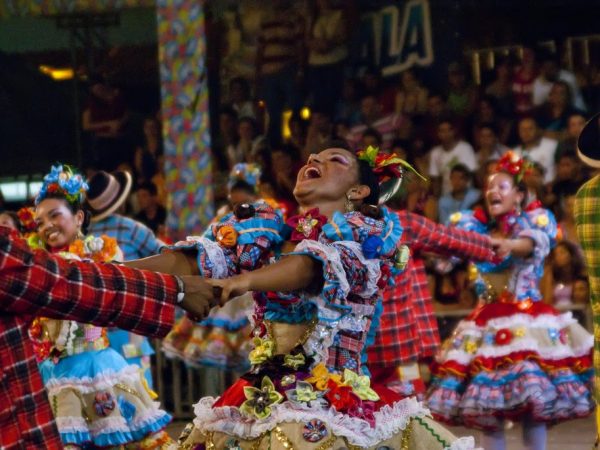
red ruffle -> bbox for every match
[213,379,252,408]
[467,301,558,326]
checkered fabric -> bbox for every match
[89,214,162,260]
[575,175,600,401]
[0,227,178,449]
[367,211,494,368]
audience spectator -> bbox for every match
[446,62,478,118]
[303,109,334,160]
[437,164,481,224]
[548,151,587,213]
[256,0,305,145]
[532,50,587,112]
[542,240,586,307]
[133,116,163,185]
[82,75,130,171]
[555,112,587,161]
[227,77,256,119]
[558,194,580,245]
[265,144,301,215]
[512,46,538,117]
[474,122,509,168]
[345,94,402,150]
[134,182,167,234]
[394,69,429,116]
[468,95,512,144]
[362,67,395,114]
[0,211,22,233]
[361,127,383,149]
[484,56,514,117]
[522,161,548,205]
[286,113,309,154]
[226,116,267,168]
[513,116,557,184]
[334,78,362,125]
[428,118,477,196]
[572,276,591,305]
[214,107,240,169]
[535,81,584,140]
[419,91,449,145]
[307,0,348,116]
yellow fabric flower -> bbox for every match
[464,340,478,354]
[536,214,549,227]
[240,376,283,419]
[248,336,274,365]
[343,369,380,401]
[305,363,342,390]
[283,353,305,370]
[216,225,238,248]
[449,212,462,224]
[513,327,526,338]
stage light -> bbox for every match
[300,106,311,120]
[39,65,74,81]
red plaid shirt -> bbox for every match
[367,211,494,368]
[0,227,178,449]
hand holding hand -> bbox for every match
[208,274,252,304]
[178,275,219,321]
[490,237,512,260]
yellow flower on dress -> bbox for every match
[343,369,380,401]
[240,376,283,419]
[305,363,342,391]
[536,214,549,227]
[513,327,526,338]
[283,353,305,370]
[248,336,274,365]
[464,340,478,354]
[449,212,462,224]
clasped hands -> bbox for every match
[177,274,250,321]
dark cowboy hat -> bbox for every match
[578,112,600,168]
[85,170,133,222]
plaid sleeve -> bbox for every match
[0,227,177,338]
[131,221,163,257]
[400,211,494,262]
[575,176,600,401]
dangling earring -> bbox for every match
[345,195,355,213]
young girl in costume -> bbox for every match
[129,143,477,449]
[161,163,280,371]
[29,164,172,449]
[425,151,594,450]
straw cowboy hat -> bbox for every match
[85,170,133,222]
[578,112,600,168]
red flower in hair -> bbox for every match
[17,207,37,233]
[472,206,488,225]
[495,151,533,182]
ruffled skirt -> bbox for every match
[162,294,253,371]
[425,301,594,430]
[40,348,172,447]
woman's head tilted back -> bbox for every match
[34,165,90,249]
[485,152,529,219]
[293,140,380,212]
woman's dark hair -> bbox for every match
[38,193,91,235]
[552,240,585,282]
[230,180,256,196]
[317,139,380,206]
[1,211,23,233]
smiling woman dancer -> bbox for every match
[425,151,594,450]
[135,141,476,450]
[29,164,172,449]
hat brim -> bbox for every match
[577,112,600,168]
[87,171,133,222]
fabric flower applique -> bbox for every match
[495,328,513,345]
[324,379,360,412]
[248,336,274,365]
[94,391,116,417]
[285,381,328,409]
[343,369,380,401]
[216,225,238,247]
[286,208,327,242]
[240,376,283,419]
[347,398,376,427]
[305,362,342,391]
[362,235,384,259]
[283,353,306,370]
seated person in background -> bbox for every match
[438,164,481,224]
[135,181,167,234]
[573,276,590,305]
[542,240,586,308]
[547,151,588,214]
[555,112,587,161]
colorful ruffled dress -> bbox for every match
[28,235,172,448]
[161,201,284,371]
[176,208,477,450]
[426,206,594,430]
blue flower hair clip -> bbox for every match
[228,163,262,193]
[35,164,89,206]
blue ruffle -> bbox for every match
[379,207,403,256]
[264,299,317,324]
[360,297,383,376]
[322,211,355,242]
[40,348,131,384]
[199,316,250,330]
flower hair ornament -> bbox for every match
[356,145,425,204]
[35,164,89,206]
[494,151,534,184]
[227,163,262,193]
